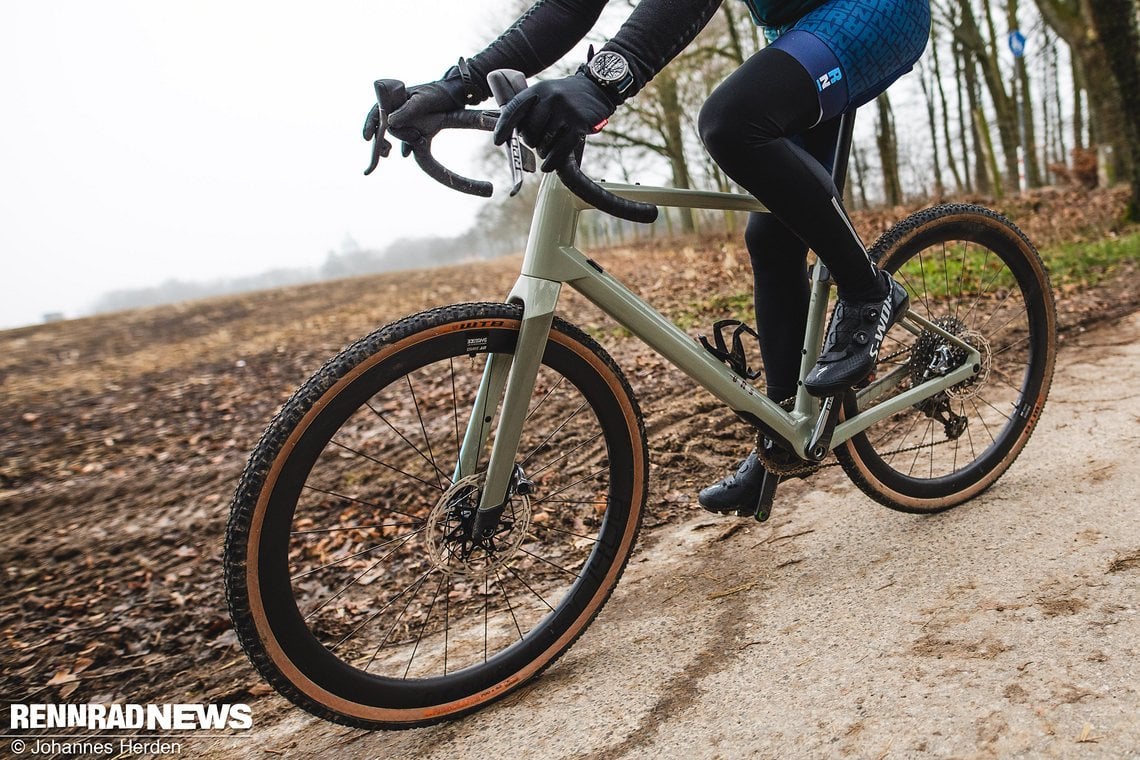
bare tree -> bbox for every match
[1087,0,1140,218]
[1035,0,1130,181]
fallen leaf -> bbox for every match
[47,669,78,686]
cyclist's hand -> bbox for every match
[493,73,615,172]
[383,76,468,146]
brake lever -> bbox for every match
[364,129,391,175]
[487,69,534,197]
[363,79,408,175]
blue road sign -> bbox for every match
[1009,30,1026,57]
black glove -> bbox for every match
[493,72,616,172]
[363,66,477,148]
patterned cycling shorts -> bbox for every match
[768,0,931,121]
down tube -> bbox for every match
[570,265,800,446]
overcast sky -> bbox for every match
[0,2,539,329]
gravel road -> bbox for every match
[204,311,1140,759]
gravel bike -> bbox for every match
[224,70,1057,728]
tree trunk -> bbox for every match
[1010,0,1042,188]
[933,33,966,193]
[852,144,871,210]
[963,50,994,194]
[721,4,747,66]
[876,92,903,205]
[1071,53,1085,151]
[917,59,946,199]
[957,0,1019,193]
[954,39,975,193]
[1087,0,1140,219]
[1035,0,1129,179]
[656,70,697,233]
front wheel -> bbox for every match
[837,204,1057,513]
[224,303,648,728]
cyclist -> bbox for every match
[374,0,930,514]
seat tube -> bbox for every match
[794,263,833,417]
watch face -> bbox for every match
[590,52,629,84]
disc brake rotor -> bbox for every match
[425,473,531,577]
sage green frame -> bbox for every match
[462,173,982,512]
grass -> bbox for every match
[893,230,1139,299]
[660,230,1137,328]
[1039,230,1140,288]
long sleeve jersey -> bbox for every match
[463,0,826,104]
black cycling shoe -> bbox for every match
[698,450,767,515]
[804,271,909,397]
[698,437,813,515]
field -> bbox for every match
[2,187,1138,756]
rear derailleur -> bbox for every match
[915,394,968,440]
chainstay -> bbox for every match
[761,427,964,477]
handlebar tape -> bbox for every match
[557,163,659,224]
[488,69,658,224]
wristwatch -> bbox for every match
[583,51,635,101]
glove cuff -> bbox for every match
[575,67,623,110]
[442,58,486,106]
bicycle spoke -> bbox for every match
[331,566,430,653]
[517,545,581,578]
[991,329,1032,355]
[450,358,462,467]
[405,374,444,490]
[519,398,591,468]
[364,569,434,673]
[403,573,448,679]
[532,468,609,506]
[527,430,604,478]
[293,532,419,580]
[907,418,932,476]
[494,566,525,644]
[525,375,567,423]
[968,397,1000,446]
[366,401,452,488]
[537,497,609,505]
[973,393,1013,424]
[303,529,423,621]
[530,521,602,544]
[291,521,420,536]
[301,485,421,521]
[329,439,443,493]
[503,563,557,612]
[953,241,969,322]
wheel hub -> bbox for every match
[425,472,531,577]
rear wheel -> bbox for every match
[224,302,648,728]
[836,204,1056,513]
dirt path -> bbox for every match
[194,313,1140,758]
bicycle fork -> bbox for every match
[456,275,561,541]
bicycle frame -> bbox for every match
[458,171,982,516]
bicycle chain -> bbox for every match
[759,425,961,478]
